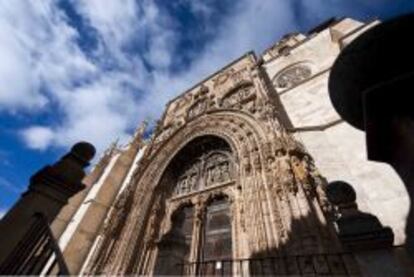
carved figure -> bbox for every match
[274,149,297,194]
[222,162,230,181]
[291,155,313,195]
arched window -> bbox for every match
[153,205,194,275]
[200,196,232,275]
[155,136,235,275]
[273,63,312,90]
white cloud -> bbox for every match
[0,0,301,154]
[0,0,138,153]
[1,0,387,155]
[50,73,140,151]
[0,0,97,112]
[0,1,46,111]
[75,0,138,45]
[20,126,54,150]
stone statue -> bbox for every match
[222,162,230,181]
[252,150,261,170]
[217,164,224,183]
[212,166,219,184]
[291,154,315,197]
[189,174,197,191]
[274,149,297,194]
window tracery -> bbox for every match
[273,64,312,90]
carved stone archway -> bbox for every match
[85,108,336,275]
[86,111,279,274]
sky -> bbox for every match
[0,0,413,217]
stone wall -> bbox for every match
[262,17,409,246]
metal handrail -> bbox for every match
[0,212,69,275]
[177,252,355,276]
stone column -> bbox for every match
[0,142,95,273]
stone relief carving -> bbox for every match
[241,145,252,176]
[213,67,252,94]
[187,98,208,119]
[175,152,234,196]
[145,196,164,246]
[288,151,329,200]
[220,85,256,109]
[302,154,332,213]
[273,64,312,90]
[86,96,339,275]
[154,125,176,144]
[185,85,214,120]
[274,149,297,195]
[213,68,236,88]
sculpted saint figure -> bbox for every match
[217,164,224,183]
[274,149,297,194]
[188,174,197,191]
[146,200,162,245]
[222,162,230,181]
[207,167,213,185]
[291,154,315,197]
[268,157,283,197]
[212,166,219,184]
[303,155,331,210]
[252,150,261,170]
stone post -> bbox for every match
[0,142,95,272]
[326,181,394,251]
[326,181,414,276]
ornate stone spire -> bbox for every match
[130,120,148,146]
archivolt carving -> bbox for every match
[213,67,253,95]
[192,84,209,99]
[187,98,208,119]
[90,113,264,270]
[150,89,270,160]
[86,107,335,275]
[213,68,236,88]
[146,110,270,165]
[219,84,256,109]
[154,125,175,144]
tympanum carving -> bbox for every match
[174,151,234,196]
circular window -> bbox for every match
[273,64,312,90]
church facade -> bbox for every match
[5,17,411,275]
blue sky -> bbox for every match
[0,0,413,217]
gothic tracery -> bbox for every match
[273,64,312,90]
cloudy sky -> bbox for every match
[0,0,413,215]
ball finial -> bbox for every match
[326,181,356,206]
[70,141,96,164]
